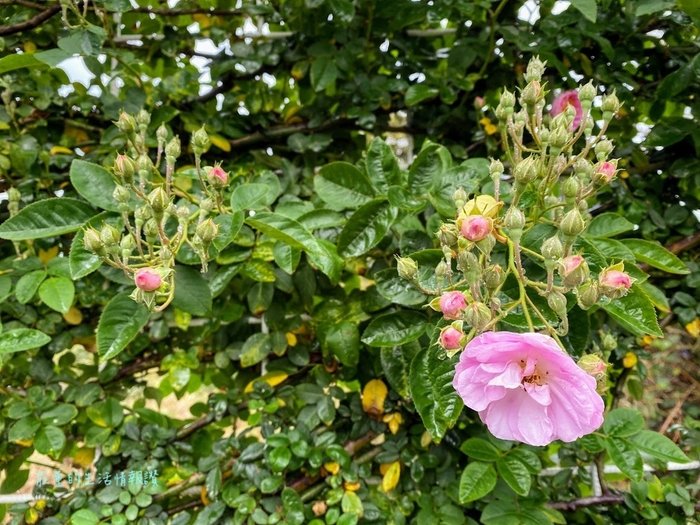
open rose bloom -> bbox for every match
[453,331,604,446]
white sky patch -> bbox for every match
[632,122,652,144]
[57,56,95,87]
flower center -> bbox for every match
[519,359,548,386]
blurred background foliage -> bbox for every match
[0,0,699,524]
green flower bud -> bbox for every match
[83,228,104,255]
[579,81,596,106]
[8,187,20,203]
[115,111,136,134]
[465,302,491,331]
[476,233,496,256]
[500,88,516,110]
[525,56,546,83]
[113,185,130,203]
[200,198,215,213]
[120,234,135,258]
[541,235,564,260]
[457,250,479,274]
[520,80,542,107]
[489,159,504,177]
[504,206,526,231]
[573,158,594,178]
[601,332,617,351]
[438,224,459,247]
[576,281,599,310]
[483,264,505,290]
[539,127,550,144]
[100,224,121,249]
[435,260,450,280]
[559,208,585,237]
[148,187,169,216]
[156,123,168,143]
[114,154,135,182]
[562,177,580,199]
[547,290,568,318]
[196,218,219,243]
[137,154,152,174]
[136,109,150,131]
[165,136,181,159]
[143,218,159,239]
[513,156,538,185]
[594,139,614,161]
[549,124,569,151]
[601,90,620,119]
[192,125,210,154]
[396,256,418,281]
[176,205,191,221]
[452,188,468,209]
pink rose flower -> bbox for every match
[551,90,583,129]
[134,268,162,292]
[453,331,604,446]
[207,165,228,186]
[460,215,492,242]
[439,291,467,320]
[440,327,463,350]
[595,161,616,183]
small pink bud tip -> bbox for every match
[207,165,228,186]
[595,161,616,183]
[551,90,583,129]
[599,270,632,290]
[460,215,492,242]
[135,268,162,292]
[439,291,467,320]
[561,255,584,275]
[439,327,463,350]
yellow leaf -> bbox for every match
[174,308,191,330]
[619,170,629,179]
[63,307,83,325]
[25,508,39,524]
[622,352,638,368]
[50,146,73,156]
[344,480,360,492]
[382,412,403,435]
[39,246,59,264]
[361,379,387,416]
[64,125,89,144]
[381,461,400,492]
[685,318,700,338]
[24,41,37,54]
[244,370,289,393]
[285,332,298,347]
[73,447,94,468]
[420,431,432,448]
[462,195,501,218]
[200,486,210,505]
[640,335,655,347]
[34,499,47,511]
[209,134,231,152]
[324,462,340,475]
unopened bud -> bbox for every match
[579,81,596,107]
[513,156,538,185]
[578,354,607,378]
[137,154,152,174]
[594,139,613,161]
[435,260,450,280]
[114,154,135,182]
[165,136,181,159]
[483,264,505,290]
[200,198,215,213]
[396,257,418,281]
[143,218,159,239]
[489,159,504,177]
[115,111,136,134]
[576,281,599,310]
[573,158,594,178]
[459,215,492,242]
[113,185,130,203]
[562,177,580,199]
[148,187,169,216]
[598,268,632,299]
[8,187,20,203]
[547,290,568,318]
[504,206,526,231]
[452,188,468,209]
[439,326,463,351]
[192,125,210,154]
[593,161,616,184]
[541,235,564,260]
[559,255,589,288]
[83,228,104,254]
[176,205,191,221]
[464,302,491,331]
[100,224,121,249]
[559,208,585,237]
[206,165,228,187]
[525,56,546,82]
[500,88,515,110]
[601,90,620,120]
[135,267,162,292]
[439,291,468,320]
[457,250,479,274]
[549,124,569,151]
[520,80,542,107]
[136,109,150,131]
[156,123,168,143]
[438,224,459,247]
[196,218,219,243]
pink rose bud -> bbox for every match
[551,90,583,129]
[474,96,485,110]
[599,270,632,299]
[594,161,616,183]
[439,291,468,320]
[134,268,162,292]
[559,255,588,288]
[207,165,228,186]
[460,215,492,242]
[439,327,463,350]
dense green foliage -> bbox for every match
[0,1,698,524]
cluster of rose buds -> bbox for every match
[397,57,633,354]
[82,110,231,310]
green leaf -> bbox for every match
[380,343,419,399]
[70,509,100,525]
[0,328,51,354]
[246,211,342,282]
[636,280,671,312]
[361,311,427,347]
[8,417,41,441]
[86,398,124,428]
[604,408,645,437]
[0,198,95,240]
[602,285,662,336]
[481,500,552,525]
[621,239,689,274]
[337,199,398,257]
[629,430,690,463]
[97,294,150,360]
[69,160,124,212]
[69,213,121,279]
[636,0,675,16]
[41,404,78,426]
[314,162,375,210]
[605,437,643,481]
[268,446,292,472]
[231,183,275,210]
[570,0,597,22]
[459,462,498,503]
[173,265,212,316]
[15,270,47,304]
[496,456,532,496]
[375,268,426,306]
[430,159,489,217]
[460,438,501,462]
[407,144,447,194]
[38,276,75,314]
[586,213,635,237]
[409,345,463,442]
[405,84,439,107]
[240,333,271,367]
[310,56,338,91]
[323,321,360,367]
[0,53,44,75]
[35,425,66,456]
[365,137,403,190]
